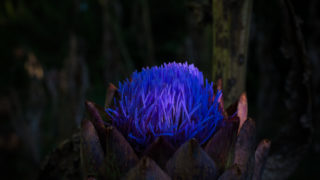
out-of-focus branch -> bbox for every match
[262,0,313,179]
[140,0,156,65]
[10,53,46,164]
[100,0,134,82]
[57,34,89,140]
[212,0,253,107]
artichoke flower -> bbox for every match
[39,62,271,180]
[106,62,223,151]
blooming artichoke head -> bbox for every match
[106,62,224,150]
[39,62,271,180]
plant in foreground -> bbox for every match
[39,62,271,180]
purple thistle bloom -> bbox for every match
[106,62,224,149]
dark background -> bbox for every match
[0,0,319,179]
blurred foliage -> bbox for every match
[0,0,213,179]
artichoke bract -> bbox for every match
[39,62,271,180]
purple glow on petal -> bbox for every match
[106,62,224,148]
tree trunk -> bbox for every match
[212,0,253,107]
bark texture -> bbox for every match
[212,0,253,107]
